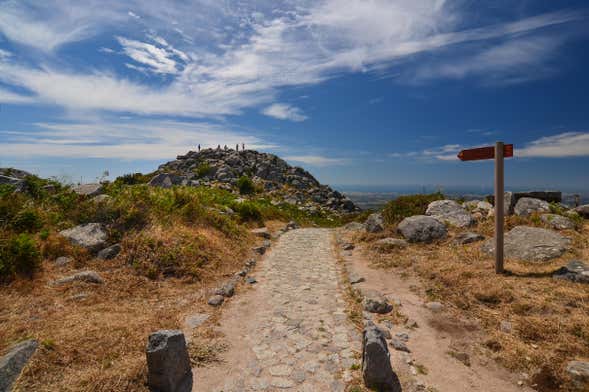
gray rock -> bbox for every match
[481,226,570,262]
[252,246,266,255]
[365,213,384,233]
[363,296,393,314]
[374,237,408,249]
[146,330,192,392]
[72,183,103,196]
[263,239,271,248]
[250,227,270,239]
[148,173,185,188]
[184,313,209,329]
[567,361,589,390]
[207,295,224,306]
[514,191,561,203]
[514,197,550,217]
[426,200,474,227]
[454,232,485,245]
[97,244,121,260]
[425,302,443,312]
[397,215,447,243]
[541,214,576,230]
[504,192,515,215]
[390,338,410,353]
[349,272,365,284]
[0,339,38,392]
[575,204,589,218]
[395,332,409,342]
[54,256,71,266]
[214,282,235,297]
[343,222,365,231]
[500,320,512,333]
[341,242,355,251]
[286,221,300,230]
[362,325,401,392]
[245,277,257,284]
[53,271,104,285]
[553,260,589,284]
[59,223,107,252]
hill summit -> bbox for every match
[151,148,359,214]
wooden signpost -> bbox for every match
[458,142,514,274]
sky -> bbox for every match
[0,0,588,191]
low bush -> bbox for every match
[0,233,41,279]
[232,200,262,222]
[237,176,255,195]
[11,209,43,233]
[382,192,444,225]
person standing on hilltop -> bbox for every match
[198,144,201,152]
[242,143,245,151]
[236,143,239,151]
[224,145,228,151]
[217,144,220,150]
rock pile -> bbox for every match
[151,148,359,214]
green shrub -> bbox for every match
[232,201,262,222]
[11,209,43,233]
[237,176,255,195]
[0,184,16,197]
[195,163,212,178]
[113,172,152,186]
[0,233,41,279]
[382,193,444,225]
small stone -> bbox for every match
[251,227,271,239]
[0,339,38,392]
[253,246,266,255]
[348,272,365,284]
[500,320,512,333]
[54,256,71,266]
[454,232,485,245]
[207,295,224,306]
[363,296,393,314]
[146,330,192,392]
[214,282,235,297]
[53,270,104,285]
[342,243,355,251]
[96,243,121,260]
[374,238,408,250]
[365,213,385,233]
[395,332,409,342]
[246,277,257,284]
[390,338,410,353]
[425,302,443,312]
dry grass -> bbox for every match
[359,219,589,391]
[0,222,255,392]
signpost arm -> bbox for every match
[494,141,505,274]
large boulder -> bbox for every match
[146,330,193,392]
[362,325,401,392]
[481,226,570,262]
[514,197,550,217]
[0,339,38,392]
[148,173,185,188]
[365,213,384,233]
[397,215,447,243]
[59,223,107,252]
[72,183,103,196]
[540,214,576,230]
[426,200,474,227]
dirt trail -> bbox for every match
[194,228,361,392]
[341,239,535,392]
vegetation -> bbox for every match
[382,192,444,225]
[236,175,255,195]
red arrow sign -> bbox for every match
[457,144,513,161]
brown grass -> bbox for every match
[358,219,589,391]
[0,222,255,391]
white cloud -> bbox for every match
[519,132,589,158]
[0,120,275,160]
[0,88,34,104]
[284,155,347,166]
[262,103,308,122]
[117,37,181,75]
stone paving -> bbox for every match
[196,228,361,391]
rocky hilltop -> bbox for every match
[150,148,360,215]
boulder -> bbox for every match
[148,173,185,188]
[250,227,270,239]
[397,215,447,243]
[146,330,193,392]
[54,256,72,266]
[362,325,401,392]
[374,238,408,250]
[574,204,589,218]
[53,271,104,285]
[540,214,576,230]
[214,282,235,297]
[365,213,384,233]
[59,223,107,252]
[553,260,589,284]
[481,226,570,262]
[454,232,485,245]
[97,244,121,260]
[566,361,589,390]
[343,222,365,231]
[207,295,224,306]
[72,183,103,196]
[426,200,474,227]
[514,197,550,217]
[0,339,38,392]
[363,295,393,314]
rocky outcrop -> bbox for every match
[481,226,570,262]
[59,223,108,252]
[426,200,474,227]
[146,330,193,392]
[397,215,447,243]
[73,183,103,196]
[541,214,576,230]
[153,149,359,214]
[514,197,551,216]
[0,339,38,392]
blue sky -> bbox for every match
[0,0,588,191]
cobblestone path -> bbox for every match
[195,228,360,391]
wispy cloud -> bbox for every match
[519,132,589,158]
[117,37,187,75]
[284,155,347,166]
[262,103,308,122]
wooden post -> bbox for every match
[494,141,505,274]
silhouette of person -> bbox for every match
[198,144,201,152]
[242,143,245,151]
[217,144,221,150]
[236,143,239,151]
